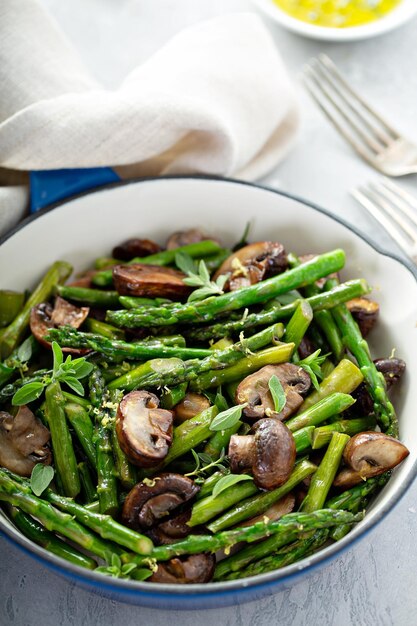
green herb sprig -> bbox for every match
[298,349,329,391]
[175,252,228,302]
[185,449,228,483]
[12,341,93,406]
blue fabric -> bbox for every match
[30,167,120,212]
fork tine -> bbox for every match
[318,55,400,143]
[380,178,417,215]
[351,188,413,254]
[364,185,417,243]
[370,180,417,229]
[315,55,395,149]
[302,68,378,165]
[304,61,384,155]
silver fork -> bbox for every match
[302,55,417,176]
[352,179,417,263]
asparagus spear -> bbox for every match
[190,344,295,391]
[123,509,364,565]
[203,420,242,459]
[0,470,117,561]
[77,462,98,503]
[160,382,188,409]
[220,529,330,580]
[284,300,313,351]
[0,261,72,358]
[109,413,137,489]
[47,326,213,360]
[108,324,289,391]
[328,289,398,437]
[197,470,230,500]
[84,318,125,340]
[93,240,223,287]
[55,285,120,308]
[301,432,350,513]
[189,481,259,527]
[89,369,118,516]
[206,460,316,533]
[185,279,371,341]
[45,381,80,498]
[298,358,364,411]
[312,416,377,449]
[106,250,346,328]
[285,392,355,433]
[7,505,97,570]
[64,402,97,469]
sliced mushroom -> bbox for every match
[116,391,173,467]
[346,297,380,337]
[166,229,211,250]
[374,357,406,390]
[30,298,90,353]
[173,393,211,424]
[149,553,215,584]
[0,406,51,476]
[121,473,199,530]
[333,431,409,488]
[148,509,193,545]
[112,238,162,261]
[229,419,296,490]
[239,493,295,527]
[235,364,311,421]
[214,242,287,291]
[113,264,192,299]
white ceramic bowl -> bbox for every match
[252,0,417,41]
[0,177,416,608]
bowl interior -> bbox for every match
[1,177,416,598]
[251,0,417,41]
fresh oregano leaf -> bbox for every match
[62,377,85,396]
[16,337,33,364]
[12,381,46,406]
[52,341,63,376]
[268,375,286,413]
[212,473,253,499]
[175,251,197,275]
[209,404,247,432]
[30,464,54,496]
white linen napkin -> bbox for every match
[0,0,299,234]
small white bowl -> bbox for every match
[252,0,417,41]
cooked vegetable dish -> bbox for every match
[0,227,409,584]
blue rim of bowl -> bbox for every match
[1,174,416,601]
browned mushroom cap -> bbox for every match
[346,297,380,337]
[30,298,90,353]
[374,357,406,390]
[116,391,173,467]
[229,419,296,490]
[121,473,199,530]
[112,264,192,299]
[214,242,287,291]
[149,553,215,584]
[173,392,211,424]
[334,431,409,488]
[235,364,311,421]
[166,229,211,250]
[147,509,193,545]
[239,493,296,527]
[0,406,51,476]
[112,238,162,261]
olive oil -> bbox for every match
[273,0,402,28]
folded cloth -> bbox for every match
[0,0,299,234]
